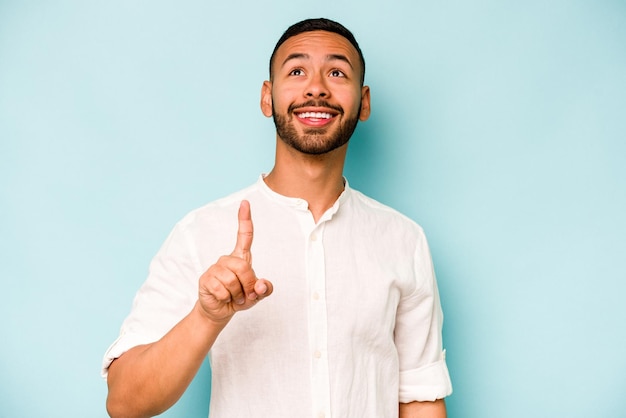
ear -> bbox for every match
[260,81,273,117]
[359,85,371,121]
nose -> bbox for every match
[305,72,329,98]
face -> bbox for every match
[261,31,370,155]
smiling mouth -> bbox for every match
[289,100,343,124]
[296,112,334,120]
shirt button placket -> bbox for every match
[307,225,330,418]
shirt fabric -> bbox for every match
[102,175,452,418]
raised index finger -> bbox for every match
[231,200,253,264]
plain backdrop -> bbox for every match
[1,1,625,417]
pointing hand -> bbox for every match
[197,200,273,324]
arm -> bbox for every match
[399,399,447,418]
[106,201,272,418]
[106,303,227,418]
[396,232,452,417]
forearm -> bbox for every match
[106,302,227,418]
[399,399,447,418]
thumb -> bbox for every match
[232,200,253,264]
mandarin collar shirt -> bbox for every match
[103,175,452,418]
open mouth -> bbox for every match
[293,108,339,127]
[296,111,333,120]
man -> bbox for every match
[103,18,452,418]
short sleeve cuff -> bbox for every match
[100,331,155,380]
[399,350,453,402]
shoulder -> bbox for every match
[158,181,264,263]
[347,188,425,237]
[177,181,261,230]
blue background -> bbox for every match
[1,1,625,417]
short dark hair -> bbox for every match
[269,18,366,85]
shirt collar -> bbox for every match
[257,174,351,220]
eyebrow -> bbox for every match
[281,53,354,69]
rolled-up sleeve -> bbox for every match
[398,350,451,402]
[395,231,452,402]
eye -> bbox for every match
[329,69,345,77]
[289,68,305,76]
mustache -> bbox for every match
[288,100,344,114]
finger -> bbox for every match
[237,277,273,308]
[234,279,274,312]
[202,264,246,304]
[215,264,248,304]
[204,277,232,303]
[254,279,273,299]
[218,255,259,302]
[232,200,253,264]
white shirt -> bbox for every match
[102,175,452,418]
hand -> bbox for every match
[197,200,273,324]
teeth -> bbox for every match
[297,112,332,119]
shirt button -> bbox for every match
[318,413,325,418]
[310,233,318,241]
[314,350,322,359]
[312,292,320,300]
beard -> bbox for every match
[272,100,360,155]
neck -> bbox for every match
[264,138,348,222]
